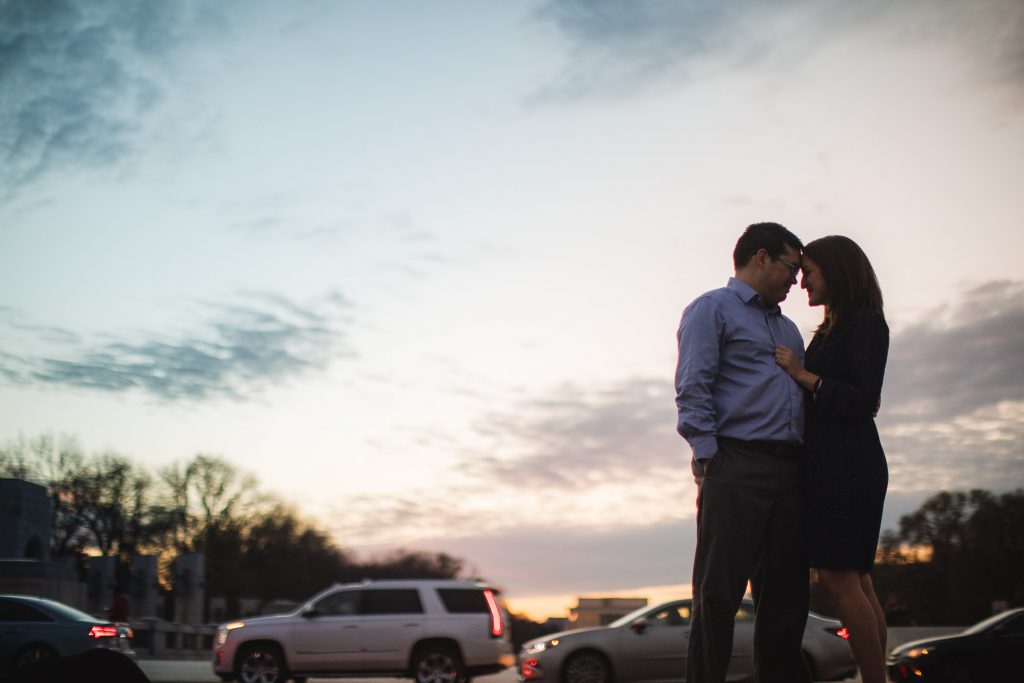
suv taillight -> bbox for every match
[483,589,503,638]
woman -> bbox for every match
[774,235,890,683]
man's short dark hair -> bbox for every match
[733,222,803,269]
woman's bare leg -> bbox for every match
[860,573,887,655]
[818,569,885,683]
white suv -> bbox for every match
[213,579,514,683]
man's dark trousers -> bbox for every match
[686,438,811,683]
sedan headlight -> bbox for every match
[522,638,560,655]
[906,647,932,658]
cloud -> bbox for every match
[883,281,1024,422]
[407,520,694,597]
[532,0,1024,100]
[0,291,353,401]
[0,0,223,194]
[466,378,680,492]
[338,281,1022,567]
[531,0,760,100]
[876,280,1024,492]
[332,377,692,551]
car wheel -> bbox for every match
[15,644,58,670]
[563,650,611,683]
[235,643,287,683]
[412,645,464,683]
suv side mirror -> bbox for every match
[630,617,648,634]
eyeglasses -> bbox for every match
[775,257,800,276]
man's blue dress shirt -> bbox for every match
[675,278,806,461]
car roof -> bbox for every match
[329,579,496,589]
[0,594,62,607]
[0,594,103,622]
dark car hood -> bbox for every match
[890,632,967,655]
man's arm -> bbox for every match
[675,296,722,460]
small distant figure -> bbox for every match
[108,592,130,623]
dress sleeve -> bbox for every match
[675,296,723,459]
[814,310,889,418]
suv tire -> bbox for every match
[412,644,464,683]
[235,642,287,683]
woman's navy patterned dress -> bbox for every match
[803,308,890,573]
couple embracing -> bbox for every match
[675,222,889,683]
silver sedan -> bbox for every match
[518,598,854,683]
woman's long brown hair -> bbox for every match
[803,235,884,334]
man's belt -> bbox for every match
[719,436,803,458]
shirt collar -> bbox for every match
[727,277,781,313]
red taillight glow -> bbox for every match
[89,625,118,639]
[829,626,850,640]
[521,658,540,678]
[483,589,503,637]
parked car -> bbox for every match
[887,607,1024,682]
[213,579,515,683]
[0,594,133,677]
[518,598,855,682]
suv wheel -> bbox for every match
[563,650,611,683]
[235,643,287,683]
[412,645,464,683]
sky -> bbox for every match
[2,0,1022,620]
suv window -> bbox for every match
[314,590,362,616]
[361,589,423,615]
[437,588,489,613]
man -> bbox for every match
[675,222,811,683]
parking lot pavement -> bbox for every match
[137,659,217,683]
[136,660,517,683]
[136,660,856,683]
[137,627,961,683]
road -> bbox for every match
[136,627,961,683]
[137,660,516,683]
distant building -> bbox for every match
[0,478,166,620]
[570,596,648,628]
[0,478,50,562]
[0,478,83,606]
[543,616,570,632]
